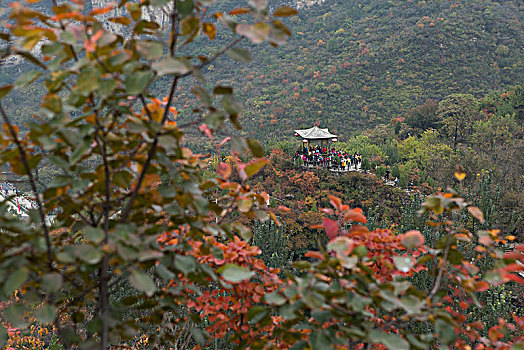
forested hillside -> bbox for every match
[191,0,524,139]
[1,0,523,140]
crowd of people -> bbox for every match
[294,145,362,171]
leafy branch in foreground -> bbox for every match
[0,0,293,348]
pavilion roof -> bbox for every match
[294,126,337,140]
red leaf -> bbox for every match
[323,217,339,239]
[475,281,489,292]
[277,205,290,212]
[198,123,213,139]
[216,162,231,180]
[504,273,524,285]
[320,208,334,215]
[503,251,524,261]
[502,263,524,273]
[218,136,231,147]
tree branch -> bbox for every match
[0,102,53,269]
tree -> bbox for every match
[405,99,440,132]
[0,1,294,348]
[438,94,480,152]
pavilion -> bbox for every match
[294,126,338,152]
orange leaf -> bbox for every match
[349,225,370,235]
[468,206,484,223]
[400,230,425,249]
[328,195,342,211]
[229,7,251,15]
[90,4,115,16]
[304,251,324,260]
[479,235,492,246]
[343,210,367,223]
[202,22,216,40]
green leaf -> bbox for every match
[77,244,103,265]
[77,67,100,95]
[0,324,7,348]
[436,318,456,345]
[247,306,268,322]
[174,255,196,275]
[226,48,252,63]
[393,256,413,273]
[150,0,170,7]
[0,85,13,99]
[84,227,105,244]
[264,291,286,306]
[192,85,211,106]
[156,264,175,281]
[273,6,298,17]
[247,138,264,157]
[48,174,74,188]
[34,304,57,324]
[114,170,134,188]
[4,267,29,296]
[129,270,156,296]
[369,330,409,350]
[447,249,464,265]
[219,264,254,283]
[236,23,270,44]
[69,140,91,164]
[181,16,200,36]
[4,304,27,328]
[15,71,42,89]
[41,273,63,294]
[136,40,164,60]
[176,0,194,16]
[244,158,269,178]
[125,70,153,95]
[213,86,233,95]
[152,57,190,76]
[190,327,207,346]
[309,330,334,350]
[99,79,117,98]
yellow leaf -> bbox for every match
[454,164,466,181]
[454,171,466,181]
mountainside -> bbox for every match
[1,0,523,143]
[190,0,524,140]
